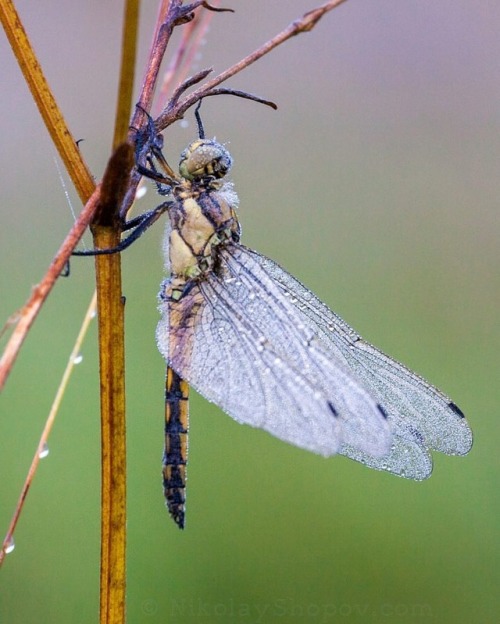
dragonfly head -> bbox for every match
[179,139,232,182]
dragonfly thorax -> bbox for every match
[165,150,241,301]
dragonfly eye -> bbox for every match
[179,139,232,181]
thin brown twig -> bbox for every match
[155,0,349,130]
[113,0,140,148]
[131,0,181,126]
[155,0,222,115]
[0,293,97,566]
[0,186,100,391]
[155,15,198,114]
[129,0,231,132]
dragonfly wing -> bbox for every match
[250,248,473,479]
[158,278,344,456]
[156,244,392,458]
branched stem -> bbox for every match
[156,2,222,115]
[155,0,348,130]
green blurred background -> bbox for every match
[1,1,498,622]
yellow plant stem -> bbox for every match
[92,142,134,624]
[93,226,126,624]
[0,0,94,202]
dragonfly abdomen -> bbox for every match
[163,367,189,529]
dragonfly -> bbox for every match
[75,110,473,529]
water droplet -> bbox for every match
[256,336,266,352]
[90,309,97,319]
[72,354,83,365]
[4,537,15,554]
[135,186,147,200]
[180,119,189,129]
[39,442,50,459]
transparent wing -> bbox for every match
[250,248,473,480]
[157,244,392,458]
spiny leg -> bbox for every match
[72,201,171,256]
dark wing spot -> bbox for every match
[377,404,389,420]
[449,402,465,418]
[327,401,339,418]
[406,424,425,446]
